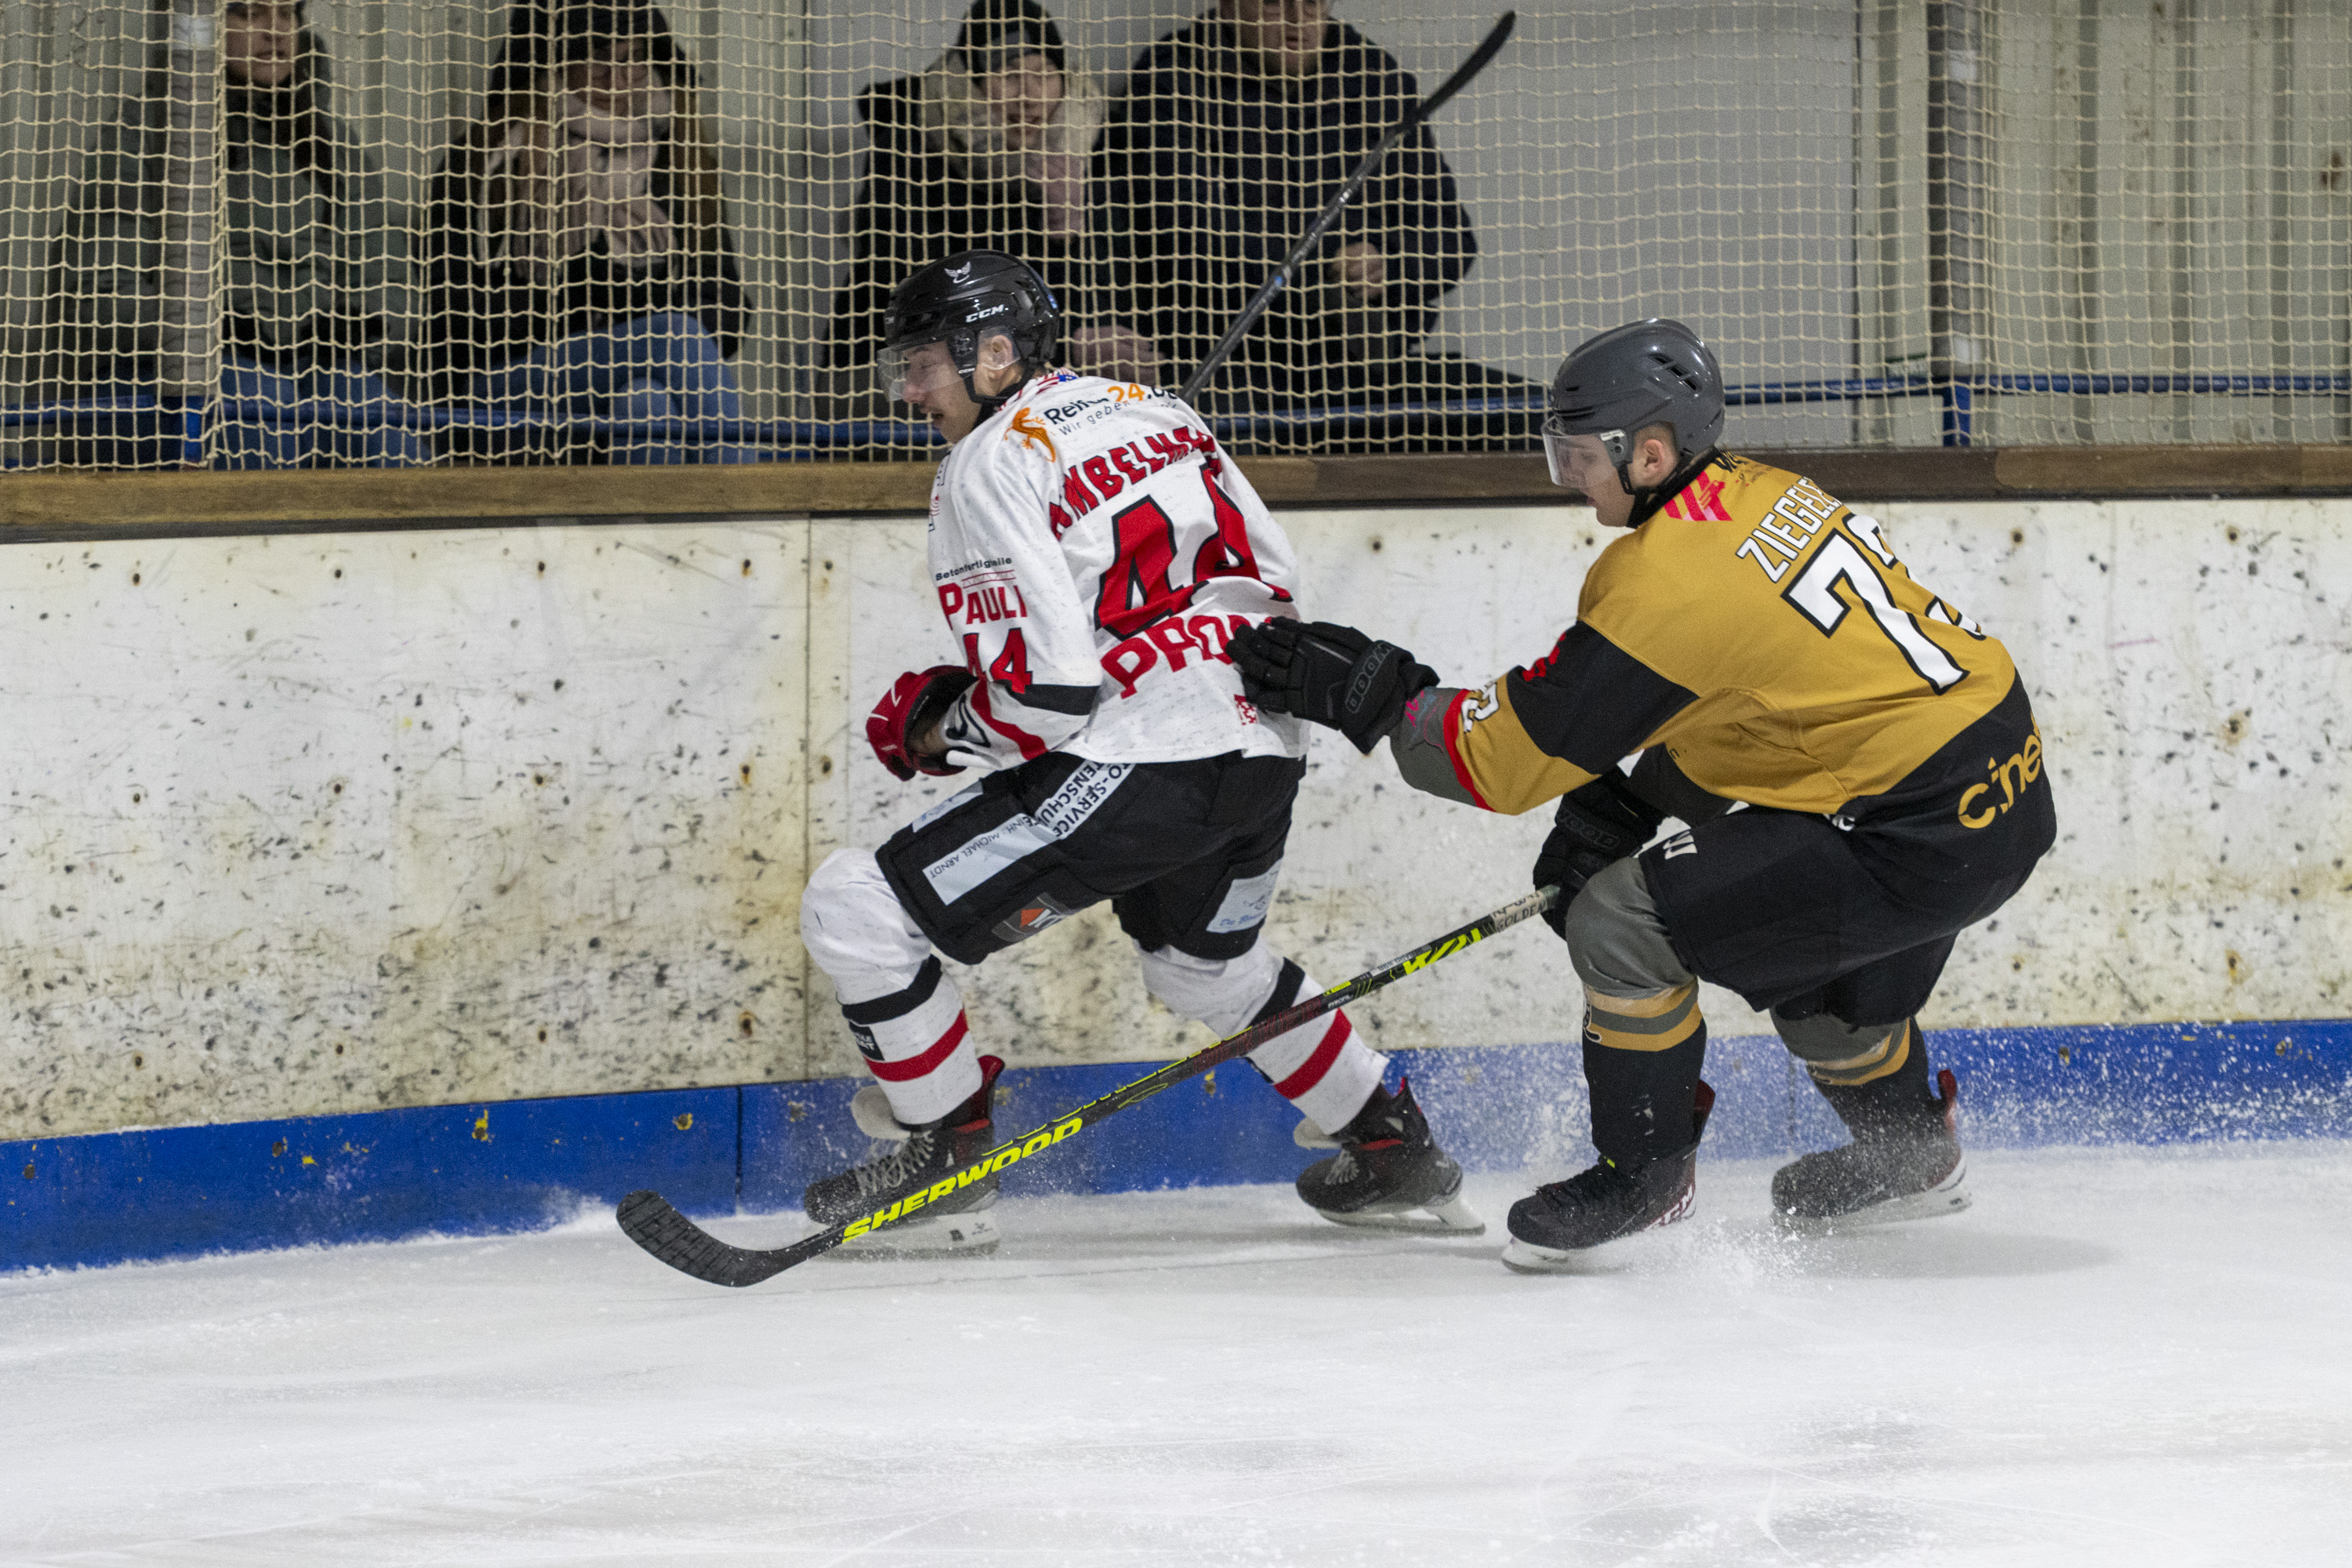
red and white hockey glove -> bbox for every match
[867,665,975,781]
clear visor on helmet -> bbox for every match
[879,330,1030,407]
[875,339,933,405]
[1540,418,1629,488]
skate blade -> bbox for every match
[1315,1192,1486,1237]
[1500,1221,1679,1275]
[1774,1159,1971,1236]
[1500,1235,1608,1274]
[831,1209,1002,1259]
[1499,1214,1686,1274]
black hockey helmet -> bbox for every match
[879,249,1061,418]
[1542,318,1725,492]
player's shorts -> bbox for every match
[1642,795,2049,1028]
[876,750,1305,967]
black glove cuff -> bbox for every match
[1335,644,1439,753]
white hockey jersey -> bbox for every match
[924,371,1308,770]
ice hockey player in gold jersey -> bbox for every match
[1230,319,2056,1271]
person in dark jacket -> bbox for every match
[423,0,748,463]
[44,0,426,467]
[821,0,1155,415]
[1096,0,1526,445]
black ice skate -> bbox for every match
[1773,1065,1969,1231]
[1296,1076,1485,1235]
[1501,1080,1716,1273]
[804,1055,1006,1256]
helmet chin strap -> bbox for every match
[957,334,1028,422]
[966,368,1025,422]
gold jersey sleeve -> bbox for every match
[1441,454,2022,819]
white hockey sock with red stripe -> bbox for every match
[837,958,981,1127]
[800,847,982,1127]
[1136,942,1387,1136]
[1243,979,1384,1136]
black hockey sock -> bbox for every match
[1809,1019,1942,1141]
[1584,1024,1708,1167]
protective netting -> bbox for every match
[1,0,2346,470]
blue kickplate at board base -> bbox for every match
[3,1087,737,1272]
[7,1018,2349,1273]
[1391,1019,2352,1168]
[1926,1018,2352,1145]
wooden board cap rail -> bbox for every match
[3,445,2347,541]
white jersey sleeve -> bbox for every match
[925,372,1306,770]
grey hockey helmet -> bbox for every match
[879,249,1061,416]
[1541,318,1725,490]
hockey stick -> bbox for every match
[1176,10,1518,405]
[618,884,1556,1288]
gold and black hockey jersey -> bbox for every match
[1399,454,2045,855]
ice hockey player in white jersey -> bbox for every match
[797,249,1480,1250]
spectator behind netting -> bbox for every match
[1097,0,1528,441]
[820,0,1158,414]
[42,0,426,468]
[422,0,748,463]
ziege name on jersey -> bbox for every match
[1419,454,2036,842]
[927,372,1306,769]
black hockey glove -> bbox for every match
[1533,773,1667,938]
[1228,618,1438,753]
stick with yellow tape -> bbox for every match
[616,885,1558,1289]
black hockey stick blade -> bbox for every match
[616,883,1558,1289]
[1415,9,1518,125]
[615,1187,780,1290]
[1178,11,1517,405]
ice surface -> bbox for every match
[5,1146,2350,1566]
